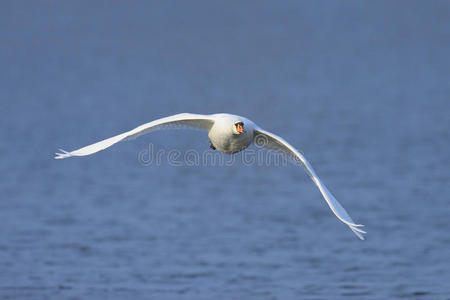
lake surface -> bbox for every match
[1,1,449,299]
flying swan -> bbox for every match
[55,113,365,239]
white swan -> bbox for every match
[55,113,366,239]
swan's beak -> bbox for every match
[236,123,244,133]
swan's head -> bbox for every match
[233,121,245,134]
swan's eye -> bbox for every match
[235,122,244,133]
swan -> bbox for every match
[55,113,365,239]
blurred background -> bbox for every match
[1,1,449,299]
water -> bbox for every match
[1,1,450,299]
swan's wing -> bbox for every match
[55,113,215,159]
[253,128,366,240]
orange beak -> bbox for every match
[236,124,244,133]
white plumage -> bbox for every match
[55,113,365,239]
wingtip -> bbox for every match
[351,225,367,234]
[54,149,72,160]
[350,224,366,240]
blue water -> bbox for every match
[1,1,450,299]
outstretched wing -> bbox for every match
[55,113,215,159]
[253,128,366,240]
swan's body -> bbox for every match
[55,113,365,239]
[208,114,255,154]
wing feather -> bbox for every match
[55,113,215,159]
[253,128,365,240]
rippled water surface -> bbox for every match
[1,1,450,299]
